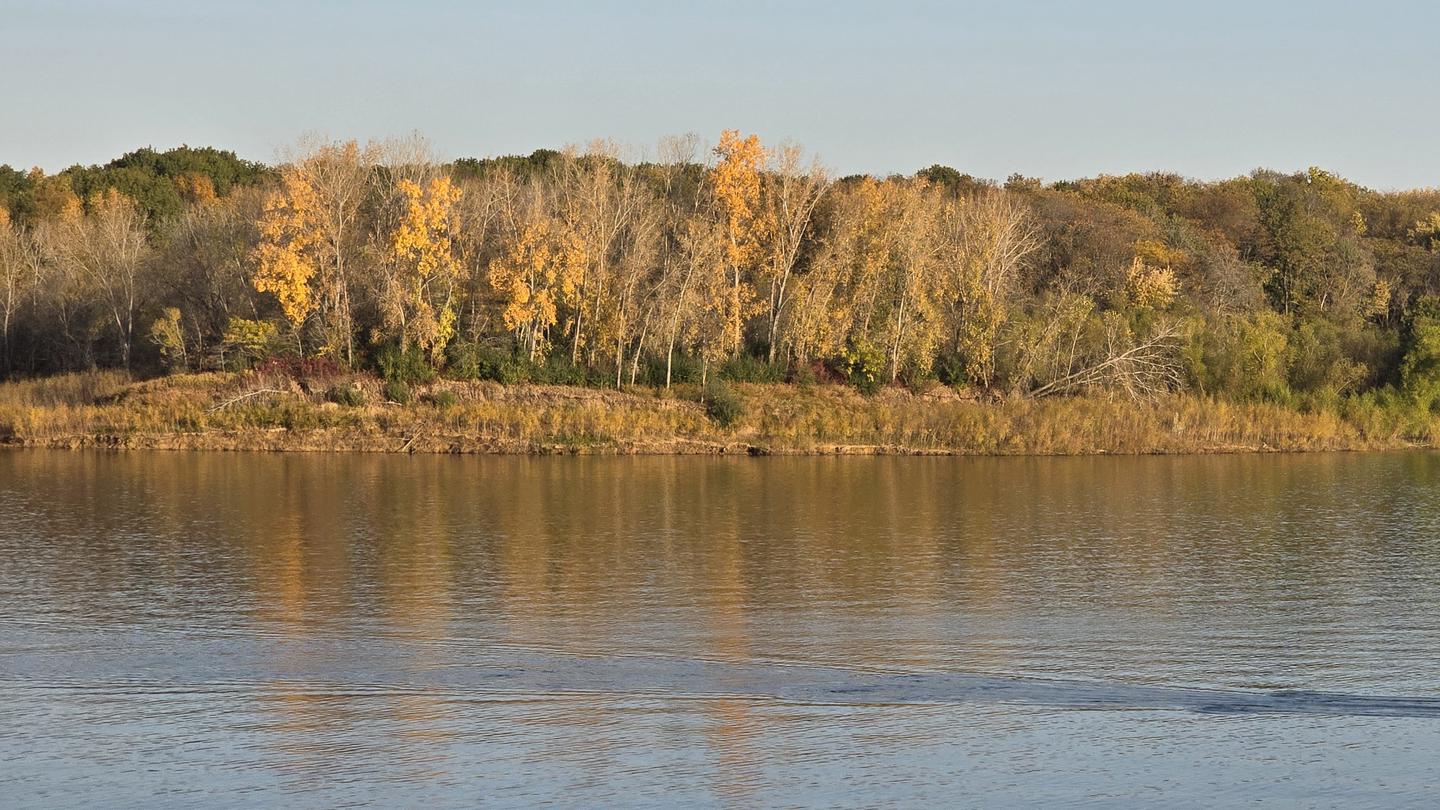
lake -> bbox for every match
[3,450,1439,807]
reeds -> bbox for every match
[0,371,1429,454]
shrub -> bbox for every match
[703,379,744,427]
[426,389,458,409]
[325,382,365,407]
[377,343,437,385]
[1193,311,1290,401]
[836,339,885,395]
[934,352,967,387]
[637,353,702,386]
[383,379,412,404]
[255,355,347,380]
[720,354,784,383]
[497,357,533,385]
[445,340,485,380]
[278,402,320,431]
[1401,316,1440,409]
[1287,318,1364,398]
[790,363,818,388]
[221,317,280,370]
[904,370,938,395]
[148,307,188,372]
[534,355,589,386]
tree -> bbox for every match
[47,189,149,369]
[758,143,829,362]
[553,142,659,383]
[385,176,463,361]
[488,218,586,361]
[943,189,1040,387]
[1410,213,1440,251]
[662,216,724,386]
[161,188,263,363]
[252,171,321,350]
[0,209,34,373]
[148,306,188,371]
[708,130,767,357]
[0,210,20,369]
[883,180,943,381]
[252,140,376,360]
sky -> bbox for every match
[3,0,1437,189]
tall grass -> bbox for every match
[0,371,1433,454]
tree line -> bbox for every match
[3,134,1440,407]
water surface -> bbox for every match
[3,451,1439,807]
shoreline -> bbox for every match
[1,371,1430,457]
[7,434,1369,456]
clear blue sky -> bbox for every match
[4,0,1437,189]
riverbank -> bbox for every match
[0,370,1430,455]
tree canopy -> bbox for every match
[2,136,1439,415]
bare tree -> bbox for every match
[0,211,29,373]
[1030,319,1184,400]
[47,191,150,369]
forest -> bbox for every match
[4,133,1440,424]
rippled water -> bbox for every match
[3,451,1440,807]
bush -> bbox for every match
[934,352,967,387]
[790,363,818,388]
[703,379,744,427]
[377,343,437,385]
[1401,316,1440,410]
[836,339,886,395]
[255,355,347,380]
[383,379,412,404]
[148,307,188,372]
[719,354,784,383]
[325,382,365,407]
[903,370,938,395]
[1192,311,1290,401]
[497,357,533,385]
[445,341,511,382]
[426,389,458,409]
[1288,318,1365,398]
[221,317,280,370]
[637,353,702,386]
[444,340,485,380]
[533,355,589,386]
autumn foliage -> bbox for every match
[1,134,1439,420]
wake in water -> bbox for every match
[5,630,1440,719]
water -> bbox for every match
[2,451,1440,807]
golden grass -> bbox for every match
[0,371,1430,454]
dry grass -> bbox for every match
[0,371,1431,454]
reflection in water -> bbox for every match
[3,451,1440,806]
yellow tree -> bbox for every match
[386,176,463,360]
[173,172,217,206]
[880,180,943,382]
[784,178,886,363]
[1409,212,1440,251]
[832,177,898,352]
[659,216,724,387]
[30,169,82,221]
[252,171,320,351]
[252,140,375,362]
[708,130,767,357]
[488,218,587,361]
[1124,254,1179,310]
